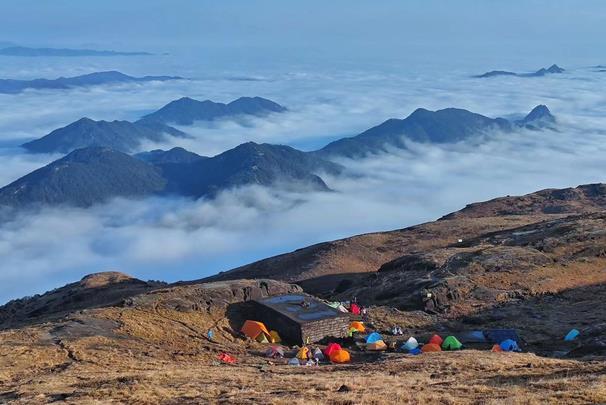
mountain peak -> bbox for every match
[546,64,565,73]
[518,104,555,128]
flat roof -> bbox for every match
[255,294,345,324]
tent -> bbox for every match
[409,348,422,355]
[500,339,520,352]
[484,329,520,345]
[367,340,387,351]
[421,343,442,353]
[241,320,271,343]
[256,334,269,343]
[330,349,351,363]
[564,329,580,341]
[459,331,487,343]
[350,303,361,315]
[491,344,503,352]
[313,348,325,361]
[324,343,342,357]
[265,346,285,358]
[297,346,310,360]
[288,357,301,366]
[218,353,237,364]
[337,305,349,313]
[270,330,282,343]
[428,334,443,345]
[366,332,383,344]
[327,301,340,309]
[402,337,419,351]
[350,321,365,333]
[442,336,463,351]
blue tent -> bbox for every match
[409,347,422,355]
[500,339,520,352]
[564,329,580,341]
[366,332,383,344]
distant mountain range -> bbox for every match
[0,143,342,208]
[21,118,188,154]
[5,104,556,208]
[21,96,287,154]
[0,46,151,57]
[474,64,565,78]
[0,71,183,94]
[317,104,555,158]
[138,96,287,126]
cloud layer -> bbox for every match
[1,56,606,303]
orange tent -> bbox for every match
[330,349,351,363]
[428,334,443,345]
[240,320,271,342]
[421,343,442,353]
[366,340,387,351]
[350,321,365,333]
[324,343,342,357]
[491,344,503,352]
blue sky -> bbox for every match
[2,1,605,66]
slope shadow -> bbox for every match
[419,282,606,359]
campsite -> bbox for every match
[1,274,605,404]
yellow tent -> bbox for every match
[240,320,271,342]
[366,340,387,351]
[270,330,281,343]
[297,346,310,360]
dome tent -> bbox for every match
[367,340,387,351]
[442,336,462,351]
[500,339,520,352]
[240,320,272,343]
[350,321,365,333]
[428,334,443,345]
[401,337,419,351]
[366,332,383,344]
[422,343,442,353]
[324,343,342,357]
[330,349,351,363]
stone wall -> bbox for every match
[251,300,349,344]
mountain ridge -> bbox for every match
[0,70,182,94]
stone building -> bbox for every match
[252,294,349,344]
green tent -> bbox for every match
[442,335,462,351]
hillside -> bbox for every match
[138,96,287,126]
[21,117,186,154]
[2,183,606,403]
[316,105,552,158]
[0,147,167,207]
[206,183,606,295]
[0,143,341,208]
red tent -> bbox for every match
[428,334,443,345]
[350,303,361,315]
[218,353,237,364]
[323,343,342,357]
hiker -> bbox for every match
[361,307,368,318]
[396,326,404,335]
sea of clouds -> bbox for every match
[1,54,606,302]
